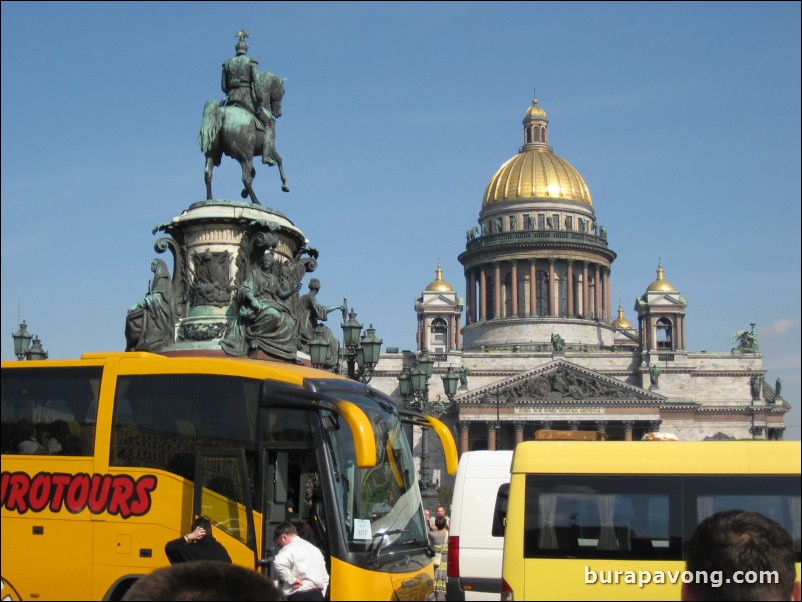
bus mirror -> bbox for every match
[422,415,459,475]
[333,399,377,468]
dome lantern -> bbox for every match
[522,93,550,150]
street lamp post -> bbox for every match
[398,350,460,510]
[11,321,48,361]
[338,309,382,383]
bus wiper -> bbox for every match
[369,529,409,566]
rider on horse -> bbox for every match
[221,30,274,165]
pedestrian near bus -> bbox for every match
[273,521,329,601]
[164,516,232,564]
[681,509,800,601]
[428,516,449,601]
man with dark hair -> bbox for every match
[682,510,800,601]
[273,521,329,601]
[122,560,281,601]
[164,516,232,564]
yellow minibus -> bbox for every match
[501,440,801,600]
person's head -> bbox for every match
[123,560,281,601]
[436,506,447,517]
[273,521,298,549]
[16,419,35,441]
[308,278,321,292]
[191,516,213,536]
[434,516,447,531]
[235,39,248,56]
[424,509,431,521]
[682,510,800,601]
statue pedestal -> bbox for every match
[140,199,310,355]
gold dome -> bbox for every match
[482,149,592,206]
[646,264,676,292]
[425,264,454,292]
[482,96,592,206]
[612,305,634,330]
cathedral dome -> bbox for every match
[425,264,454,292]
[482,96,592,207]
[646,264,676,292]
[612,305,634,330]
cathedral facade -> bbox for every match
[368,96,789,488]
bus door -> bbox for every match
[193,449,258,566]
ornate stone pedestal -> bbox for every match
[128,199,316,356]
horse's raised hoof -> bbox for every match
[282,185,290,193]
[241,189,248,199]
[262,157,276,166]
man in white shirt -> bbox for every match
[272,521,329,601]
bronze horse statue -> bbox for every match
[199,71,288,204]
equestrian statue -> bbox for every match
[199,31,288,205]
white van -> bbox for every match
[446,450,512,601]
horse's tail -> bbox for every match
[199,99,222,154]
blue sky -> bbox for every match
[2,2,800,438]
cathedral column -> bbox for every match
[594,264,601,321]
[567,260,575,317]
[480,268,487,321]
[623,421,634,442]
[582,262,589,318]
[510,260,518,318]
[548,259,556,317]
[494,262,501,319]
[454,314,461,351]
[529,260,537,317]
[514,421,525,447]
[604,268,611,322]
[466,270,474,325]
[459,421,470,456]
[596,420,608,439]
[487,423,497,451]
[471,269,477,324]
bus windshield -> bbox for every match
[316,383,428,560]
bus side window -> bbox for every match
[1,367,100,456]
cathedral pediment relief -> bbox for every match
[460,360,666,404]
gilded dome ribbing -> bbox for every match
[482,97,592,207]
[425,264,454,292]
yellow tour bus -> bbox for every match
[1,352,458,601]
[501,440,801,601]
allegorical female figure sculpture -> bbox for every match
[221,253,298,361]
[125,258,175,352]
